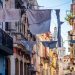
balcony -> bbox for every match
[40,56,50,63]
[13,39,33,55]
[28,64,37,74]
[0,29,13,55]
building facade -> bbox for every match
[36,32,58,75]
[53,26,65,75]
[0,0,38,75]
[0,0,13,75]
[37,33,51,75]
[67,0,75,73]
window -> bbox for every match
[15,22,18,32]
[24,25,25,35]
[5,58,11,75]
[24,63,26,75]
[24,16,27,23]
[5,22,10,31]
[15,0,23,9]
[74,45,75,57]
[20,61,23,75]
[15,58,19,75]
[70,43,73,47]
[0,22,3,29]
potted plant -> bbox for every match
[65,13,75,25]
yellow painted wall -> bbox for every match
[49,49,57,75]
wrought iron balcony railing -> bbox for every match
[0,28,13,55]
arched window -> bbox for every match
[24,63,26,75]
[15,58,19,75]
[5,57,11,75]
[20,61,23,75]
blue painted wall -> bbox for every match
[0,55,5,75]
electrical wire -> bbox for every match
[50,1,71,8]
[39,1,71,9]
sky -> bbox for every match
[37,0,72,54]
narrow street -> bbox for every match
[0,0,75,75]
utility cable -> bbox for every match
[42,1,72,8]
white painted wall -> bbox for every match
[10,56,15,75]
